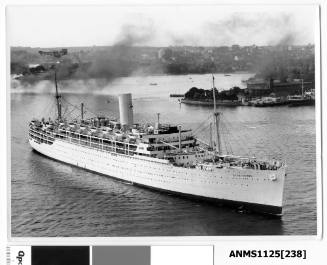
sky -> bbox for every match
[6,5,318,47]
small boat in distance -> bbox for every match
[170,94,185,98]
[287,90,315,107]
[253,96,289,107]
[288,80,315,107]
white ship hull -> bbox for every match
[29,138,286,215]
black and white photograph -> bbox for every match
[8,4,319,237]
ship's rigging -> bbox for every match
[49,73,228,157]
[54,71,62,121]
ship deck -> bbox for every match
[29,125,284,172]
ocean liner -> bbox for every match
[28,74,286,215]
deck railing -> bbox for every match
[29,127,139,156]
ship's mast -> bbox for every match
[54,71,62,121]
[157,113,160,126]
[301,79,304,98]
[81,102,84,121]
[215,112,221,154]
[212,75,221,154]
[212,75,217,114]
[178,125,182,151]
[209,122,213,149]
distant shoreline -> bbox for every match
[10,71,254,86]
[180,99,242,106]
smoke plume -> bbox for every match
[203,13,303,46]
[115,22,155,46]
[70,20,157,83]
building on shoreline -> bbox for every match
[245,78,315,98]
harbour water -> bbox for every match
[11,73,317,236]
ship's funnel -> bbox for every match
[118,93,133,127]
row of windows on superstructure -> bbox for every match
[29,133,54,144]
[59,145,262,183]
[53,146,266,186]
[58,143,206,177]
[59,137,207,167]
[178,154,205,160]
[55,143,271,183]
[62,140,174,165]
[108,168,251,187]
